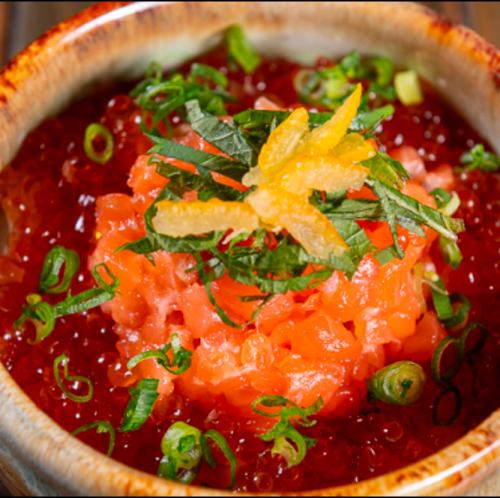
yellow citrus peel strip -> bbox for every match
[152,199,259,237]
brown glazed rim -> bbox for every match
[0,2,498,496]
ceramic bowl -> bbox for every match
[0,2,498,496]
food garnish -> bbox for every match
[120,378,159,432]
[53,353,94,403]
[72,421,116,457]
[367,361,426,405]
[251,395,323,467]
[2,24,498,492]
[460,143,500,172]
[158,421,236,487]
[84,123,114,164]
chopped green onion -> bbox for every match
[368,56,394,86]
[394,70,423,106]
[458,322,488,361]
[14,295,56,345]
[367,361,426,405]
[294,52,395,111]
[460,144,500,172]
[431,336,462,385]
[251,395,322,425]
[53,353,94,403]
[442,294,470,331]
[432,383,462,426]
[14,262,119,346]
[72,420,116,456]
[338,50,362,78]
[271,432,310,468]
[251,395,322,467]
[188,63,228,89]
[424,272,454,321]
[39,245,80,294]
[54,263,119,316]
[120,378,159,432]
[84,123,114,164]
[225,25,261,74]
[158,422,203,484]
[201,430,237,488]
[131,62,232,128]
[127,333,192,375]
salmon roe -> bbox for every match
[0,48,499,492]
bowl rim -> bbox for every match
[0,2,499,496]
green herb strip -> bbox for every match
[369,178,405,258]
[53,353,94,403]
[366,178,464,242]
[147,133,248,182]
[84,123,114,164]
[154,160,244,202]
[233,105,395,135]
[363,153,410,189]
[120,378,159,432]
[39,245,80,294]
[72,420,116,456]
[185,99,256,167]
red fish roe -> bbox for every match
[0,48,499,492]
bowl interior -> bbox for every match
[0,2,499,496]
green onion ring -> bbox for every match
[458,322,489,361]
[39,245,80,294]
[84,123,114,164]
[53,353,94,403]
[432,383,462,426]
[367,361,426,405]
[13,294,56,345]
[431,336,463,385]
[442,294,471,331]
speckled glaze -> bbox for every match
[0,2,498,496]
